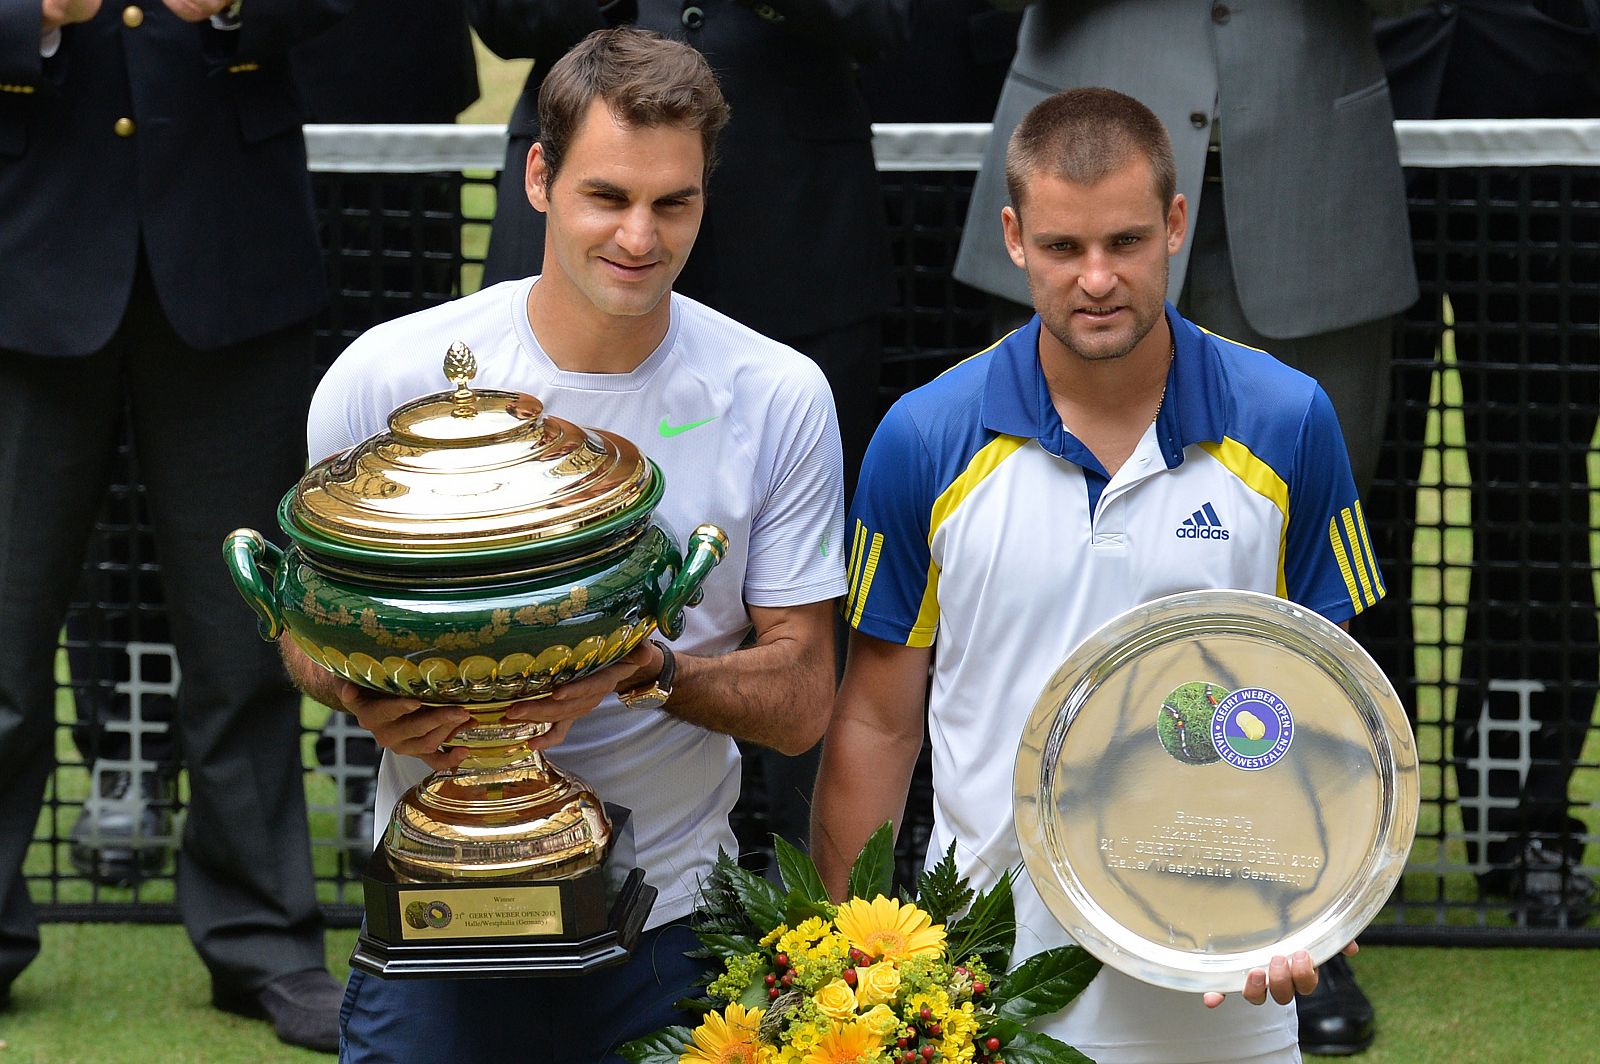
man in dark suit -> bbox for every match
[1363,0,1600,928]
[0,0,351,1050]
[468,0,910,867]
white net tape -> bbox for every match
[305,119,1600,174]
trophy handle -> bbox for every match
[655,524,728,639]
[223,528,285,641]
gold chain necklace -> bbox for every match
[1152,339,1175,424]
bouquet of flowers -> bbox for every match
[621,824,1101,1064]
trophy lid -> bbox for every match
[286,343,657,557]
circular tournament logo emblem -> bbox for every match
[1156,681,1226,765]
[403,899,455,930]
[1210,687,1294,770]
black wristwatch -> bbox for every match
[617,640,675,710]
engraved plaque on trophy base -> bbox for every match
[1014,591,1419,993]
[351,805,655,980]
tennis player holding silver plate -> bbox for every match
[1014,588,1419,993]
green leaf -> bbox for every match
[723,860,787,932]
[846,822,896,903]
[687,932,760,961]
[774,834,830,907]
[947,866,1016,962]
[617,1026,694,1064]
[695,851,758,933]
[783,895,837,927]
[737,976,772,1009]
[913,842,973,925]
[986,1019,1098,1064]
[992,947,1102,1025]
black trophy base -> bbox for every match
[350,804,656,980]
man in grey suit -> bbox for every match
[956,0,1419,494]
[953,1,1423,1055]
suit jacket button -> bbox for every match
[122,5,144,27]
[681,5,704,29]
[1211,3,1230,22]
[114,117,136,137]
[1189,111,1208,129]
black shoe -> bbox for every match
[1296,953,1375,1056]
[69,770,175,886]
[214,968,342,1053]
[344,774,378,874]
[1480,840,1596,928]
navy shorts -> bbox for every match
[339,919,710,1063]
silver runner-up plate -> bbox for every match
[1013,589,1418,993]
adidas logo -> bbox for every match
[1175,501,1231,540]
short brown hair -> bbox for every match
[537,27,730,186]
[1004,88,1177,215]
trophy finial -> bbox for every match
[444,341,477,416]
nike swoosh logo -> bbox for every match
[820,532,829,558]
[659,415,718,438]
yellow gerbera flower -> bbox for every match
[682,1003,764,1064]
[800,1020,882,1064]
[833,896,946,961]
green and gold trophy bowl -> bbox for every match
[223,344,727,978]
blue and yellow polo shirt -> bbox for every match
[845,303,1383,656]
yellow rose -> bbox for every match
[853,961,901,1009]
[861,1004,900,1040]
[813,978,858,1021]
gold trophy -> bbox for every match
[225,345,727,978]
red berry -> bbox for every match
[919,1006,933,1021]
[921,1046,936,1060]
[768,988,779,1000]
[842,968,857,986]
[765,973,776,987]
[897,1038,910,1049]
[902,1054,916,1063]
[780,972,794,987]
[928,1023,942,1037]
[972,982,987,995]
[985,1037,1001,1052]
[775,953,789,968]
